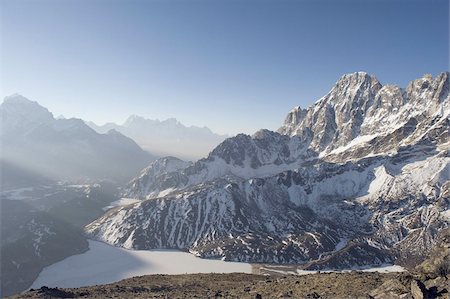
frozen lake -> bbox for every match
[31,240,406,290]
[31,240,252,289]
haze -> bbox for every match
[1,0,448,135]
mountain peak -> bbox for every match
[123,115,147,127]
[161,118,180,126]
[252,129,280,139]
[106,128,121,135]
[279,106,308,133]
[334,71,381,89]
[2,94,50,110]
[418,72,449,81]
[278,72,449,151]
[3,93,31,103]
[1,94,54,130]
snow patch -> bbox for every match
[103,198,141,211]
[295,264,405,275]
[322,134,378,157]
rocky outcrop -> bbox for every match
[10,272,450,299]
[416,228,450,278]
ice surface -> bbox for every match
[31,240,252,289]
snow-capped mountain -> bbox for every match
[125,156,193,199]
[123,130,316,199]
[0,95,154,183]
[278,72,449,158]
[87,115,228,161]
[86,72,450,269]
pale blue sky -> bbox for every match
[1,0,448,135]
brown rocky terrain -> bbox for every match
[9,270,449,299]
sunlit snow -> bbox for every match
[102,198,141,211]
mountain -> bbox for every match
[1,199,88,297]
[125,156,193,199]
[87,115,228,161]
[1,183,119,297]
[0,94,155,184]
[278,72,449,157]
[86,72,449,269]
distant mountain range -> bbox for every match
[86,115,228,161]
[0,94,154,185]
[87,72,450,269]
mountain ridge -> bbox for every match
[86,71,449,270]
[0,95,155,184]
[86,114,228,161]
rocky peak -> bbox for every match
[123,115,148,127]
[324,71,382,123]
[406,72,449,110]
[326,72,381,103]
[252,129,281,140]
[1,94,54,134]
[280,106,308,132]
[207,130,297,169]
[125,156,192,199]
[435,72,450,102]
[162,118,180,126]
[137,156,191,179]
[279,72,383,151]
[47,118,98,138]
[279,72,449,156]
[104,128,137,142]
[2,94,53,117]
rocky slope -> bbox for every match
[416,228,450,278]
[125,156,193,199]
[11,271,450,299]
[1,199,88,297]
[86,72,450,269]
[1,184,119,297]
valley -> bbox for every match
[2,0,448,297]
[1,71,449,298]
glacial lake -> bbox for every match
[31,240,252,289]
[31,240,405,289]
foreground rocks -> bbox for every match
[9,271,449,299]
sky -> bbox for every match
[1,0,448,135]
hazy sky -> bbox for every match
[1,0,448,135]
